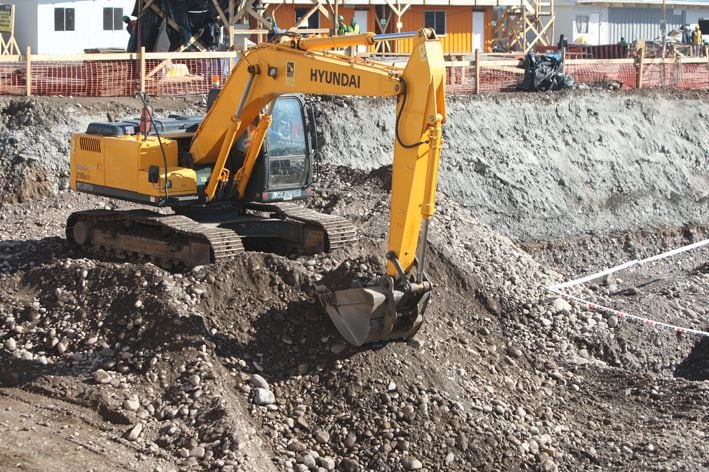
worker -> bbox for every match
[350,17,360,34]
[557,34,568,51]
[692,24,703,56]
[681,24,692,44]
[123,15,137,52]
[122,15,136,34]
[618,37,628,57]
[337,15,349,35]
[266,15,285,42]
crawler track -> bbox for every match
[256,202,357,251]
[66,205,356,267]
[66,209,245,267]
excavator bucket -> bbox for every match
[316,277,430,346]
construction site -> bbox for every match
[0,1,707,471]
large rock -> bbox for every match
[552,298,572,315]
[252,388,275,405]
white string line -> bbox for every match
[548,238,709,291]
[548,287,709,338]
[546,237,709,337]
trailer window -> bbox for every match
[424,11,446,36]
[55,8,75,32]
[104,8,124,31]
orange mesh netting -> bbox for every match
[1,56,707,97]
[564,63,637,89]
[0,63,26,96]
[144,58,231,96]
[642,62,709,90]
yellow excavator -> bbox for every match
[67,29,446,345]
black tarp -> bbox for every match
[128,0,228,52]
[518,52,575,92]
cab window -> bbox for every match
[266,98,308,189]
[267,99,306,157]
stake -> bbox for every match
[25,46,31,97]
[139,46,146,94]
[636,44,645,89]
[474,49,480,95]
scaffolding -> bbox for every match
[493,0,556,53]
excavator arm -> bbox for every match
[192,29,446,345]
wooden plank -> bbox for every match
[230,28,269,34]
[1,51,241,64]
[234,0,251,23]
[228,0,235,51]
[384,0,401,17]
[566,58,635,65]
[444,60,471,67]
[139,47,146,93]
[0,54,21,62]
[287,3,320,32]
[211,0,229,27]
[644,57,707,65]
[474,49,480,95]
[636,46,644,89]
[478,60,522,66]
[485,65,525,74]
[181,34,207,52]
[144,51,236,60]
[138,0,156,17]
[30,53,138,61]
[149,3,180,32]
[25,46,31,97]
[245,7,271,29]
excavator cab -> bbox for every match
[207,90,317,204]
[233,95,316,203]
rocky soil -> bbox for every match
[0,92,707,471]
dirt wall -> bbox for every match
[315,91,709,240]
[1,91,706,240]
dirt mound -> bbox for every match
[0,100,74,202]
[0,258,275,470]
[1,163,707,470]
[0,99,75,129]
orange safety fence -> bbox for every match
[0,55,234,97]
[564,62,637,89]
[0,55,707,97]
[446,60,707,93]
[445,65,521,94]
[144,58,232,96]
[641,62,709,90]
